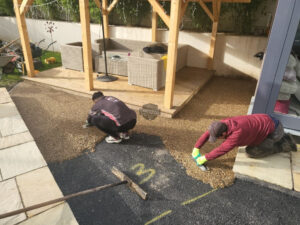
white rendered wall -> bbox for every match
[0,17,266,79]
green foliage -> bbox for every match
[0,0,14,16]
[113,0,151,26]
[157,1,170,29]
[0,0,276,35]
[60,0,80,22]
[188,2,212,32]
[0,74,22,89]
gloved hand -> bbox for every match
[196,155,207,165]
[192,147,207,165]
[192,147,200,159]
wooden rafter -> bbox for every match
[94,0,107,14]
[148,0,170,28]
[197,0,213,21]
[107,0,119,13]
[180,0,189,21]
[19,0,34,16]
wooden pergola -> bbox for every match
[13,0,250,109]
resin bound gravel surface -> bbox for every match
[10,77,256,188]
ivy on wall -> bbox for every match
[0,0,276,36]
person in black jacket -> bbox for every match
[86,91,137,143]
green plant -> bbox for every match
[0,0,14,16]
[113,0,151,26]
[188,2,212,32]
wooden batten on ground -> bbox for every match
[23,67,213,118]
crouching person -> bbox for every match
[86,91,137,143]
[192,114,297,168]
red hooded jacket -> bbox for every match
[194,114,276,160]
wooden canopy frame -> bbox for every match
[13,0,250,109]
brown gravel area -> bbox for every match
[10,81,105,162]
[10,77,256,188]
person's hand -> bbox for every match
[192,147,200,159]
[196,155,207,165]
[82,120,92,129]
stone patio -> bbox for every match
[0,88,78,225]
[233,97,300,193]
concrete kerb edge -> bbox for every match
[234,173,300,198]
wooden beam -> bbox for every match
[207,0,221,70]
[79,0,94,90]
[13,0,35,77]
[164,0,181,109]
[180,0,188,22]
[102,0,109,38]
[19,0,34,16]
[107,0,119,13]
[148,0,170,28]
[197,0,214,21]
[94,0,108,15]
[152,10,157,42]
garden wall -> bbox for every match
[0,17,266,79]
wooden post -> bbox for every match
[207,0,221,70]
[79,0,94,90]
[152,10,157,42]
[13,0,35,77]
[164,0,181,109]
[102,0,109,38]
[148,0,170,28]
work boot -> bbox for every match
[278,133,297,152]
[105,136,122,144]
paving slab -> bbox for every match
[0,102,19,118]
[233,147,293,190]
[0,115,28,137]
[18,203,78,225]
[16,166,64,217]
[292,151,300,192]
[0,131,33,150]
[0,179,26,225]
[0,141,46,180]
[0,88,12,104]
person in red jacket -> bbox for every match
[192,114,297,167]
[85,91,137,144]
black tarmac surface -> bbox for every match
[49,133,300,225]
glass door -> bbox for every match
[252,0,300,131]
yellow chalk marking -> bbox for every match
[144,210,172,225]
[181,189,218,206]
[131,163,156,184]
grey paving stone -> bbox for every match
[18,203,78,225]
[233,147,293,190]
[0,88,12,104]
[16,167,63,217]
[0,179,26,225]
[0,115,28,137]
[0,102,19,118]
[0,132,33,150]
[0,141,47,180]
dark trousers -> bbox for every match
[91,115,136,138]
[245,122,296,158]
